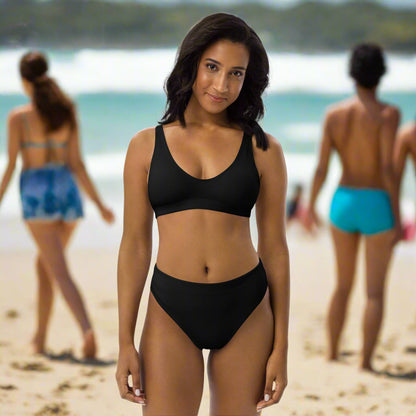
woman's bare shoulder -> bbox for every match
[126,126,157,169]
[7,105,31,123]
[398,122,416,146]
[325,98,354,121]
[129,126,156,149]
[252,132,285,173]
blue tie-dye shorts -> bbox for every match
[20,164,84,222]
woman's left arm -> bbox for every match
[67,115,114,223]
[254,134,289,411]
[0,111,21,205]
[380,106,401,242]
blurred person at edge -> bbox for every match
[395,115,416,241]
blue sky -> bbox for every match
[102,0,416,8]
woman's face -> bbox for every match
[192,39,249,114]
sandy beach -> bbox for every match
[1,223,415,416]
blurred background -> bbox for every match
[1,0,416,250]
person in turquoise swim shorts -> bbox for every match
[395,116,416,238]
[0,51,115,357]
[305,43,401,372]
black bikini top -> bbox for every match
[148,125,260,218]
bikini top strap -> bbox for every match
[155,124,168,155]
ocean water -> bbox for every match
[0,49,415,248]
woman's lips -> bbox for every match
[207,93,227,103]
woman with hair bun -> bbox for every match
[0,51,114,358]
[306,43,401,371]
[116,13,289,415]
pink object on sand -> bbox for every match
[403,220,416,241]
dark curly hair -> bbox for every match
[20,51,75,132]
[161,13,270,150]
[349,43,386,89]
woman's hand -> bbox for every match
[303,206,321,233]
[256,349,288,411]
[99,204,115,224]
[115,344,146,405]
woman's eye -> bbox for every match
[233,70,243,77]
[206,63,217,71]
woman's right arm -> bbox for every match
[116,128,154,406]
[0,111,21,205]
[305,110,334,228]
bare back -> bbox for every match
[328,98,399,188]
[19,105,72,169]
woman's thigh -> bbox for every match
[207,290,274,416]
[364,229,395,297]
[140,293,205,416]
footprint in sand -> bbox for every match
[334,406,351,414]
[80,368,102,377]
[375,353,386,361]
[303,341,325,357]
[380,335,398,352]
[367,404,379,412]
[0,384,17,390]
[11,361,51,372]
[33,402,69,416]
[54,380,90,394]
[352,383,368,396]
[5,309,19,319]
[305,394,321,401]
[381,362,416,380]
[403,396,416,406]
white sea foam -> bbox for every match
[1,151,415,249]
[1,49,416,94]
[282,122,322,142]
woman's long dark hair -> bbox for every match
[161,13,270,150]
[19,51,75,132]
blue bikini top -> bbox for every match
[20,113,69,150]
[148,125,260,218]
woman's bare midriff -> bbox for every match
[155,209,259,283]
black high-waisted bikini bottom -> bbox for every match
[150,259,268,350]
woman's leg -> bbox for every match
[26,221,96,358]
[207,291,274,416]
[362,229,395,370]
[32,221,78,353]
[327,226,360,360]
[139,293,205,416]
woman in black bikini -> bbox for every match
[116,14,289,415]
